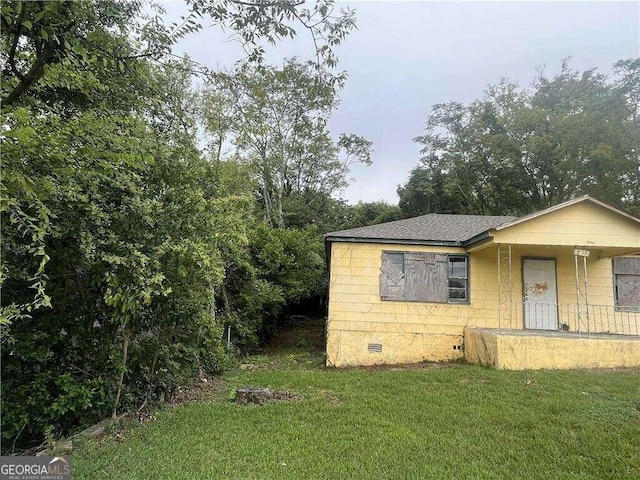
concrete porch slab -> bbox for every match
[464,328,640,370]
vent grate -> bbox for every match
[367,343,382,353]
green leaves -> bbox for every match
[408,59,640,216]
[0,0,363,450]
[206,59,370,228]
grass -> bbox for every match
[73,318,640,479]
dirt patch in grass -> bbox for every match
[345,361,459,372]
[238,352,324,370]
[234,387,302,405]
[170,376,227,405]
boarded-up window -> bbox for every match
[613,257,640,311]
[380,253,405,300]
[380,252,466,303]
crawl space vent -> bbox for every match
[367,343,382,353]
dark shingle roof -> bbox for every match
[325,214,517,245]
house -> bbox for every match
[324,196,640,370]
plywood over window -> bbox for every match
[380,252,465,303]
[613,257,640,310]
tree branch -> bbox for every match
[6,8,26,81]
[2,40,57,107]
[229,0,304,7]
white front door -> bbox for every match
[523,259,558,330]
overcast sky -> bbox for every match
[163,1,640,205]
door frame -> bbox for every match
[521,256,560,330]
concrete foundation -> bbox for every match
[326,330,464,367]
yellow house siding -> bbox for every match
[503,245,616,306]
[488,245,628,332]
[492,201,640,248]
[326,199,639,367]
[327,242,499,366]
[326,240,630,366]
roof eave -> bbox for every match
[461,230,493,247]
[324,236,463,247]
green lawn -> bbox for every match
[73,320,640,479]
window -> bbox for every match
[386,252,405,274]
[613,257,640,311]
[380,251,469,303]
[447,256,468,302]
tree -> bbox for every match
[1,0,356,108]
[1,0,359,329]
[1,0,361,448]
[0,1,168,108]
[347,201,403,227]
[611,58,640,214]
[204,59,372,227]
[188,0,356,69]
[281,192,351,231]
[407,59,640,216]
[398,167,461,217]
[0,58,242,441]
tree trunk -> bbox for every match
[112,329,131,419]
[261,162,275,227]
[274,187,284,228]
[221,284,231,314]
